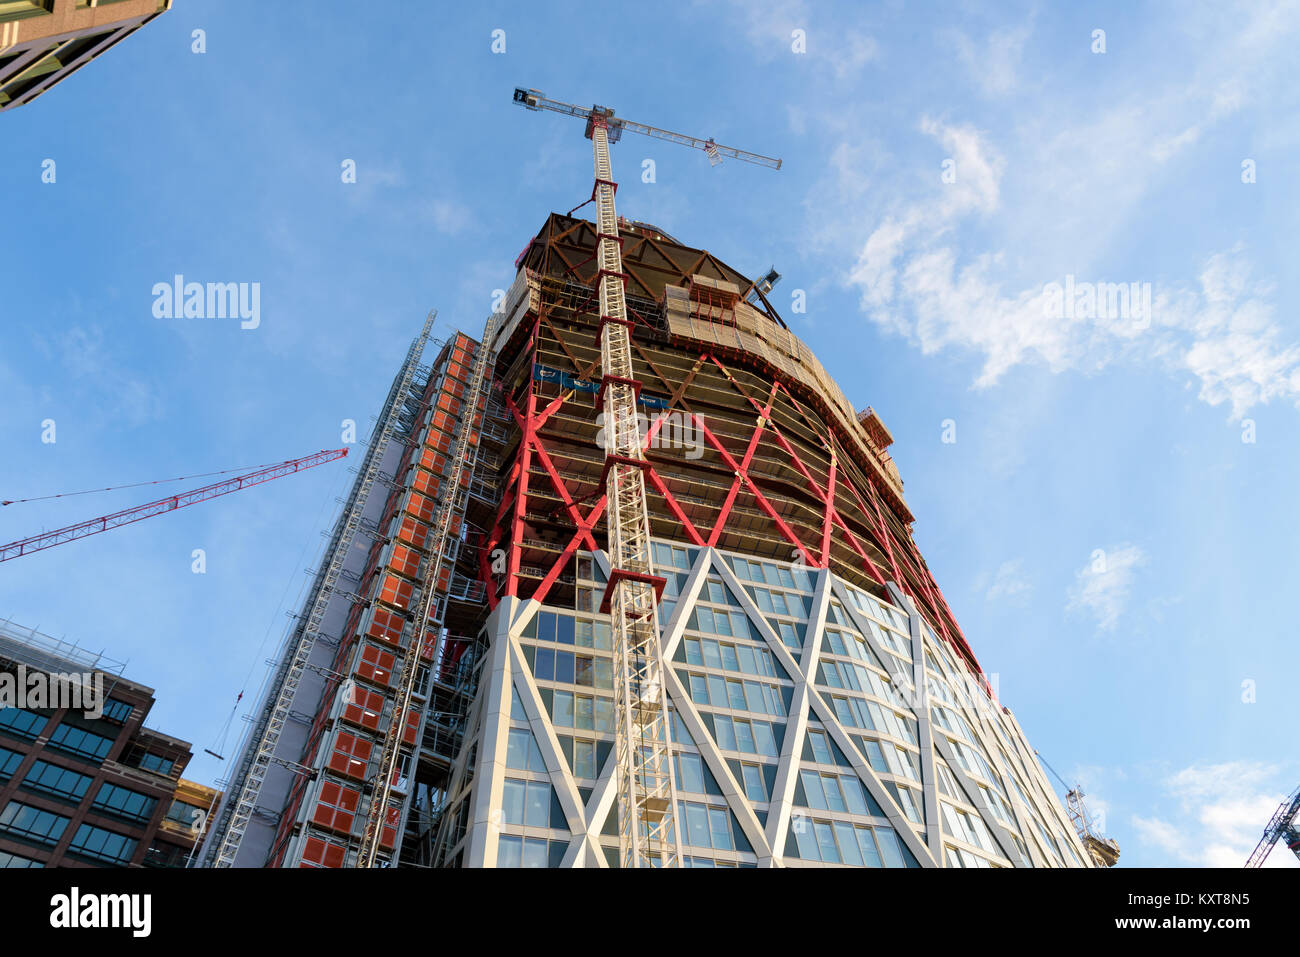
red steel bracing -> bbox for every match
[706,382,779,548]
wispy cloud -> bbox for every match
[1067,543,1146,631]
[946,23,1032,97]
[817,4,1300,419]
[985,558,1032,602]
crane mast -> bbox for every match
[589,110,682,868]
[513,88,778,867]
[1246,784,1300,868]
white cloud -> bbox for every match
[824,4,1300,419]
[985,558,1031,602]
[1066,543,1146,631]
[427,198,472,236]
[948,24,1031,97]
[1134,761,1297,868]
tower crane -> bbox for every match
[0,448,348,563]
[1246,784,1300,867]
[512,87,780,868]
[1037,751,1120,867]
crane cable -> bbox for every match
[1035,750,1073,792]
[2,456,302,506]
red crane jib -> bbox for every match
[0,448,348,562]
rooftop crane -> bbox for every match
[1037,751,1120,867]
[1246,784,1300,867]
[0,448,348,563]
[512,87,780,868]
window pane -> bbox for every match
[524,781,549,827]
[835,822,864,866]
[707,807,733,850]
[502,780,525,824]
[800,770,826,810]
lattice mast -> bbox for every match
[357,315,498,867]
[513,87,780,867]
[1246,784,1300,868]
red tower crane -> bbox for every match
[0,448,348,563]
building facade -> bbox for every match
[0,619,199,867]
[206,212,1092,869]
[0,0,171,113]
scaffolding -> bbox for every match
[357,313,498,866]
[203,313,438,868]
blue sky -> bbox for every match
[2,0,1297,867]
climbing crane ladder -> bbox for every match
[206,312,438,868]
[513,88,780,867]
[588,113,682,869]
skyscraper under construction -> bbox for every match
[200,202,1095,868]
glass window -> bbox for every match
[0,709,47,741]
[727,680,747,711]
[92,782,158,824]
[814,821,839,862]
[875,826,906,867]
[800,770,827,810]
[100,699,133,724]
[684,639,702,666]
[47,724,115,762]
[857,827,884,867]
[22,761,93,802]
[573,740,596,779]
[793,816,818,859]
[505,729,546,772]
[677,753,705,793]
[574,695,594,731]
[0,802,69,845]
[685,802,710,848]
[0,746,22,781]
[534,647,555,681]
[554,652,575,684]
[594,698,614,732]
[753,722,778,756]
[733,720,755,754]
[689,673,708,705]
[68,823,137,865]
[498,834,523,867]
[714,716,736,751]
[701,641,722,670]
[741,763,767,802]
[707,675,726,706]
[552,691,573,727]
[835,821,864,865]
[708,807,733,850]
[521,836,549,867]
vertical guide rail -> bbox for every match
[591,117,682,868]
[357,316,497,867]
[204,312,438,868]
